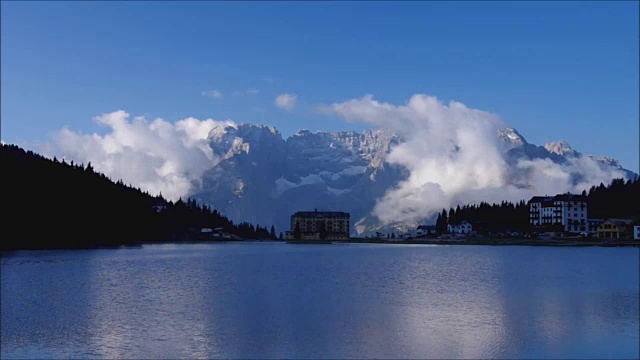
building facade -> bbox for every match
[634,226,639,240]
[587,218,604,234]
[448,221,472,234]
[597,219,633,239]
[286,210,350,241]
[416,225,437,236]
[528,194,587,232]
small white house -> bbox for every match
[448,221,472,234]
[634,226,639,240]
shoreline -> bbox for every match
[335,237,640,247]
[2,237,638,252]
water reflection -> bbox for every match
[84,248,222,358]
[1,244,638,359]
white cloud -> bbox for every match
[41,110,235,201]
[275,93,297,111]
[202,89,223,99]
[324,94,627,226]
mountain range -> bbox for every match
[190,124,637,236]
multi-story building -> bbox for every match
[285,210,350,241]
[528,194,587,232]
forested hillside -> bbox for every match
[2,144,274,250]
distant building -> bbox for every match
[200,227,229,239]
[597,219,633,239]
[634,226,640,240]
[416,225,437,236]
[285,210,350,241]
[587,218,604,234]
[528,194,587,232]
[211,227,225,238]
[401,229,416,239]
[448,221,472,234]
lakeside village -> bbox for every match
[194,192,640,246]
[275,193,640,245]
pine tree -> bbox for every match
[436,209,448,233]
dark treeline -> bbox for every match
[2,144,276,250]
[435,177,640,233]
[586,178,640,219]
[435,200,530,233]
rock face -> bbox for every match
[190,124,637,236]
[192,125,406,236]
[544,140,577,157]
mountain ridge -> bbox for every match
[191,123,637,236]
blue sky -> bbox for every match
[2,1,638,172]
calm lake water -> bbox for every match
[1,243,638,359]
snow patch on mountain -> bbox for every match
[338,166,368,176]
[327,187,352,196]
[274,176,297,196]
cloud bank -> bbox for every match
[324,94,628,226]
[275,93,297,111]
[41,110,235,201]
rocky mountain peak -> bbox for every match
[497,128,528,146]
[207,123,285,159]
[596,155,621,168]
[544,140,576,156]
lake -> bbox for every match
[1,243,638,359]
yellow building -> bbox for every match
[597,219,633,239]
[285,210,350,241]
